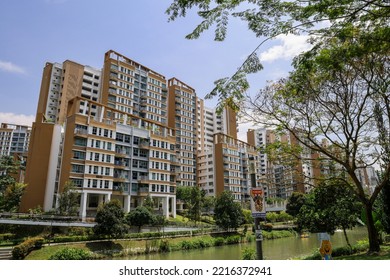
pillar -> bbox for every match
[79,192,87,221]
[124,195,131,213]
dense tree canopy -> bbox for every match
[94,200,128,238]
[297,180,362,247]
[214,191,243,230]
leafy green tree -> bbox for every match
[297,181,362,248]
[126,206,154,232]
[0,155,21,194]
[286,192,306,217]
[214,191,243,231]
[143,194,155,212]
[166,0,390,112]
[1,182,26,212]
[176,186,203,222]
[94,200,128,238]
[57,181,80,216]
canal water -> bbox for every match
[127,227,367,260]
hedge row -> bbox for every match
[303,240,369,260]
[12,237,44,260]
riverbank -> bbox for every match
[25,229,296,260]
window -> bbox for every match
[73,150,86,160]
[74,137,87,147]
[71,164,84,174]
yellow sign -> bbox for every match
[319,239,332,260]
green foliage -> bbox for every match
[93,200,128,238]
[1,182,26,212]
[57,181,80,216]
[214,191,244,230]
[12,237,44,260]
[158,239,171,253]
[286,192,306,217]
[241,247,256,260]
[297,181,361,235]
[176,186,205,222]
[143,195,155,212]
[0,155,20,194]
[49,247,93,260]
[242,209,254,224]
[126,206,154,232]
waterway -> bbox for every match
[127,227,367,260]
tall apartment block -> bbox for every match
[247,128,310,199]
[197,104,256,203]
[0,123,31,183]
[168,78,197,187]
[20,51,177,218]
[0,123,31,157]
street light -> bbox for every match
[249,156,265,260]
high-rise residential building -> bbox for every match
[20,49,258,217]
[196,105,255,203]
[168,78,197,187]
[247,128,311,199]
[0,123,31,183]
[0,123,31,157]
[20,51,177,218]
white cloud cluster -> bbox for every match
[0,112,35,127]
[259,34,312,62]
[0,60,26,74]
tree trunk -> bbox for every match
[342,226,351,249]
[365,203,380,254]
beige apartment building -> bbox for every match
[19,49,260,217]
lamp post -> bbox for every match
[249,156,264,260]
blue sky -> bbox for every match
[0,0,310,140]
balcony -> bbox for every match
[138,186,149,196]
[139,140,150,149]
[138,175,149,184]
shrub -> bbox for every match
[49,248,93,260]
[158,240,171,252]
[12,237,44,260]
[242,248,256,260]
[225,235,241,244]
[213,237,225,246]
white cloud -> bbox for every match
[0,113,35,127]
[0,61,26,74]
[259,34,312,62]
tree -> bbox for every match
[176,186,203,222]
[57,181,80,216]
[126,206,154,232]
[0,183,26,212]
[286,192,306,217]
[214,191,243,231]
[93,200,128,238]
[0,155,21,194]
[166,1,390,112]
[297,181,362,248]
[242,28,390,253]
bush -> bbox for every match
[242,248,256,260]
[225,235,241,244]
[158,240,171,252]
[12,237,44,260]
[49,248,93,260]
[213,237,225,246]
